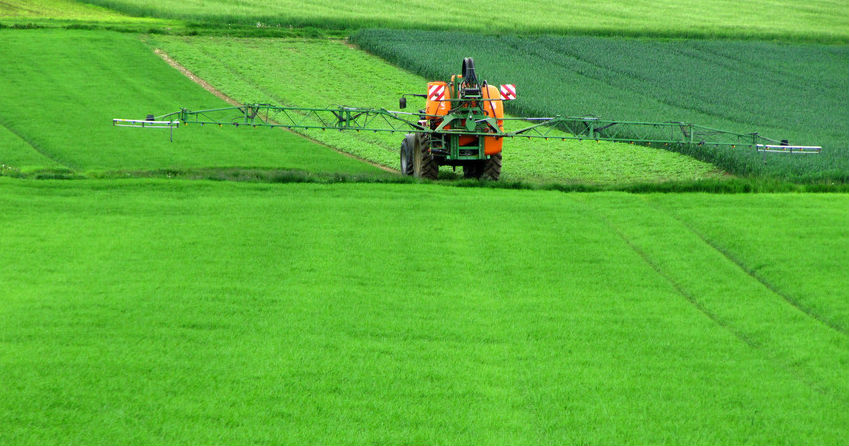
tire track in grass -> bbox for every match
[586,204,760,351]
[0,118,74,170]
[645,197,848,338]
[577,193,849,400]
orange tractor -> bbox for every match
[399,57,509,180]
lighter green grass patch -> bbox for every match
[0,179,846,443]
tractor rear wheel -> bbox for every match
[413,133,438,180]
[480,153,502,181]
[400,134,415,176]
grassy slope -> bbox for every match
[147,36,723,184]
[353,30,849,181]
[0,178,846,444]
[0,29,382,176]
[79,0,849,42]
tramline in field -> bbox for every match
[114,58,822,180]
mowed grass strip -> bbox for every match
[353,30,849,181]
[1,178,846,444]
[79,0,849,43]
[147,35,723,184]
[0,29,383,176]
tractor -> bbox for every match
[398,57,507,180]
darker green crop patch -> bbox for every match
[353,30,849,183]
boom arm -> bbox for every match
[114,103,822,153]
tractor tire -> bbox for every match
[480,153,502,181]
[400,134,415,176]
[412,132,438,180]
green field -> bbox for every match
[75,0,849,42]
[353,30,849,181]
[145,35,724,184]
[0,30,382,177]
[1,179,847,443]
[1,0,848,443]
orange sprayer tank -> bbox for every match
[481,84,504,155]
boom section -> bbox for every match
[113,104,822,153]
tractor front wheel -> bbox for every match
[400,134,414,175]
[412,133,438,180]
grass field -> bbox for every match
[146,35,724,184]
[353,30,849,182]
[1,1,848,443]
[0,29,382,177]
[1,178,847,443]
[76,0,849,43]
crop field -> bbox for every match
[145,36,723,184]
[1,179,847,444]
[0,30,382,177]
[353,30,849,182]
[1,0,847,444]
[75,0,849,43]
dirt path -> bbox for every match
[152,48,398,174]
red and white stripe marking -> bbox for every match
[499,84,516,100]
[428,84,446,101]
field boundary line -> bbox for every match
[0,119,73,170]
[645,197,848,338]
[151,48,397,174]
